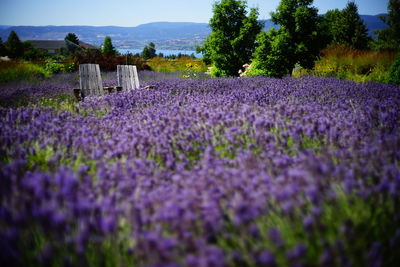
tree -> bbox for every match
[64,33,81,55]
[323,2,370,49]
[250,0,323,77]
[198,0,263,77]
[0,37,6,57]
[339,2,370,49]
[141,42,156,59]
[5,31,24,59]
[250,29,293,77]
[102,36,118,56]
[375,0,400,51]
[322,9,342,45]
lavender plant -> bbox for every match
[1,76,400,266]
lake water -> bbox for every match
[118,48,202,58]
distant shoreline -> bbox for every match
[118,48,202,58]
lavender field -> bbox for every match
[1,74,400,266]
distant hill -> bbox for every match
[360,14,388,37]
[0,23,210,50]
[0,26,12,30]
[0,15,388,50]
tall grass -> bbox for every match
[147,57,208,73]
[0,61,51,83]
[293,45,398,83]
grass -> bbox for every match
[147,57,208,73]
[0,61,51,83]
[293,45,398,83]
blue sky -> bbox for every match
[0,0,389,27]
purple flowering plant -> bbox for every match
[1,73,400,266]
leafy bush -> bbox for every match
[44,60,65,74]
[387,53,400,85]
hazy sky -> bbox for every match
[0,0,389,27]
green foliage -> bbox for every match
[250,30,293,77]
[64,33,81,55]
[323,2,371,50]
[0,37,6,57]
[45,61,64,74]
[5,31,24,59]
[141,42,156,59]
[251,0,323,78]
[147,57,207,73]
[293,45,397,83]
[21,41,49,61]
[387,53,400,85]
[0,61,51,83]
[65,33,79,45]
[28,145,54,171]
[322,9,342,45]
[102,36,118,57]
[198,0,262,77]
[375,0,400,51]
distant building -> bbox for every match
[27,40,97,54]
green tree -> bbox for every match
[0,37,6,57]
[198,0,263,77]
[322,9,342,45]
[324,2,370,49]
[339,2,370,49]
[251,0,323,78]
[102,36,118,56]
[141,42,156,59]
[250,29,293,77]
[5,31,24,59]
[64,33,81,55]
[375,0,400,51]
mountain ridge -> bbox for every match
[0,15,388,50]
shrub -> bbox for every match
[387,53,400,85]
[44,60,65,74]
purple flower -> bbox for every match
[256,250,276,266]
[286,243,307,261]
[303,216,314,232]
[268,228,284,248]
[100,216,116,234]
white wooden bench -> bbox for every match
[117,65,140,91]
[73,64,140,101]
[74,63,117,100]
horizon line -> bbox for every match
[0,13,387,28]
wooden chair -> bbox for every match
[117,65,140,91]
[74,64,117,100]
